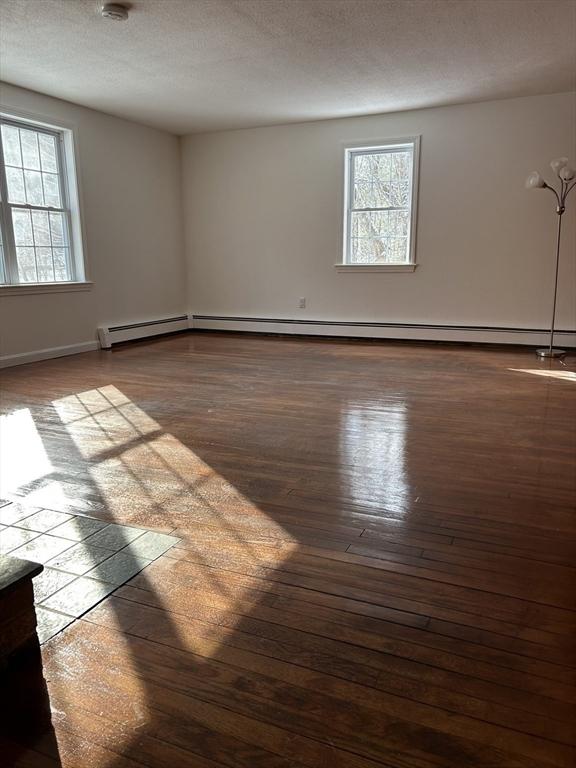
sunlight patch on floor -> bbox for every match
[509,368,576,382]
[51,386,265,525]
[0,408,53,492]
[51,386,291,640]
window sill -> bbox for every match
[334,263,417,273]
[0,281,93,296]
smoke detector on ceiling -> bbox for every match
[100,3,129,21]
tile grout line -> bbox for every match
[2,504,180,644]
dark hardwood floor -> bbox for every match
[1,332,575,768]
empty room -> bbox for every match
[0,0,575,766]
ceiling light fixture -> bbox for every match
[100,3,129,21]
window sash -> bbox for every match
[0,118,75,285]
[345,143,416,265]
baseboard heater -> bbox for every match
[192,315,576,348]
[98,314,192,349]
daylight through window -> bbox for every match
[0,117,82,285]
[344,140,418,265]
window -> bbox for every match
[0,115,86,288]
[342,138,419,270]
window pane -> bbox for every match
[31,210,51,245]
[352,150,412,209]
[39,133,58,173]
[6,166,26,203]
[351,209,410,238]
[36,247,55,281]
[24,169,44,205]
[20,129,41,170]
[350,236,409,264]
[12,209,34,245]
[43,172,62,207]
[16,246,37,282]
[350,210,410,264]
[49,212,67,246]
[1,125,22,166]
[53,248,70,281]
[353,153,390,208]
[388,181,411,208]
[390,151,412,181]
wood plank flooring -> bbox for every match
[1,332,575,767]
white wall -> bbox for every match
[0,83,185,361]
[182,92,576,344]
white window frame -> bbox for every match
[336,136,420,273]
[0,108,90,294]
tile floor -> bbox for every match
[0,498,179,643]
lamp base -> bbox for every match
[536,348,566,359]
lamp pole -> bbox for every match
[538,202,564,358]
[525,159,575,359]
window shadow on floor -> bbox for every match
[1,377,336,767]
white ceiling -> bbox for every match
[1,0,575,135]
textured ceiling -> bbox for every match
[0,0,575,134]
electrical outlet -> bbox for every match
[298,297,306,309]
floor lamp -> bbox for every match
[526,157,575,358]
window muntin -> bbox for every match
[0,118,75,284]
[345,142,416,265]
[0,212,5,284]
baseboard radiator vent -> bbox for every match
[98,314,192,349]
[191,315,576,348]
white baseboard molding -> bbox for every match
[0,341,99,369]
[192,315,576,348]
[3,319,573,369]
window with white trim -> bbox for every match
[0,116,84,285]
[343,139,419,266]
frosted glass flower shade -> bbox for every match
[525,171,546,189]
[550,157,569,175]
[559,166,575,181]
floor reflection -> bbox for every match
[340,400,409,510]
